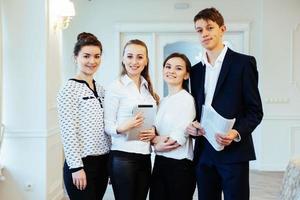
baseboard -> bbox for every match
[257,163,287,171]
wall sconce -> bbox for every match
[54,0,75,30]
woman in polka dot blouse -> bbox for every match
[57,32,111,200]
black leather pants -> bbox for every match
[109,150,151,200]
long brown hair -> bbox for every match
[163,52,191,92]
[121,39,159,104]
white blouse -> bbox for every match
[154,90,195,160]
[57,79,111,169]
[104,75,157,155]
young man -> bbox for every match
[186,7,263,200]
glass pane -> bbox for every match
[163,41,202,96]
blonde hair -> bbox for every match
[121,39,159,104]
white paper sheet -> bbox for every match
[200,105,236,151]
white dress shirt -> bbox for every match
[104,75,157,155]
[154,90,195,160]
[201,46,241,142]
[202,45,228,106]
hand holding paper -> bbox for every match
[200,105,235,151]
[215,129,239,146]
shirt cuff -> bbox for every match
[69,167,84,173]
[105,125,118,135]
[233,131,241,142]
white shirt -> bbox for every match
[104,75,157,155]
[154,90,195,160]
[202,45,228,106]
[57,79,111,169]
[201,46,241,142]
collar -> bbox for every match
[120,74,148,88]
[70,78,95,83]
[200,45,228,66]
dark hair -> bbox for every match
[163,52,191,92]
[121,39,159,104]
[193,7,224,27]
[73,32,103,56]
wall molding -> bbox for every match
[3,127,60,138]
[264,97,290,104]
[290,126,300,157]
[263,115,300,120]
[115,22,250,53]
[259,163,287,171]
[115,22,250,33]
[290,23,300,90]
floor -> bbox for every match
[249,170,284,200]
[64,170,285,200]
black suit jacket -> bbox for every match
[190,48,263,164]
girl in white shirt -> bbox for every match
[57,32,111,200]
[150,53,196,200]
[104,39,159,200]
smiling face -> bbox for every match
[75,45,101,76]
[163,57,189,88]
[122,44,148,79]
[195,19,226,52]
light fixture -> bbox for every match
[54,0,75,30]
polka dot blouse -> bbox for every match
[57,79,111,169]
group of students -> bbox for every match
[57,7,263,200]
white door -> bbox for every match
[116,22,249,97]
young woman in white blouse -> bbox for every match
[57,32,111,200]
[104,39,159,200]
[150,53,196,200]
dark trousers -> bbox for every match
[109,150,151,200]
[150,155,196,200]
[63,154,109,200]
[196,159,249,200]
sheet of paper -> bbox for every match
[127,105,156,141]
[200,105,236,151]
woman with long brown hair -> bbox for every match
[150,53,196,200]
[104,39,158,200]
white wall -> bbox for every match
[46,1,65,199]
[0,0,63,199]
[63,0,262,87]
[1,0,299,199]
[0,0,3,127]
[257,0,300,170]
[62,0,300,171]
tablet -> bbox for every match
[127,104,156,140]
